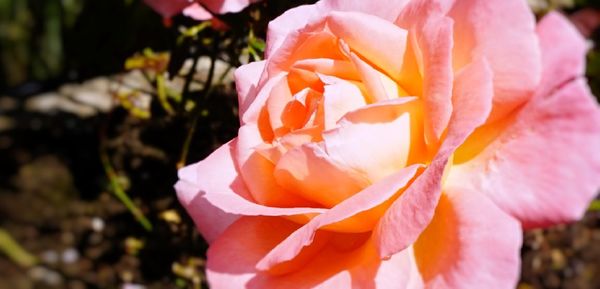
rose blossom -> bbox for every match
[175,0,600,288]
[143,0,258,20]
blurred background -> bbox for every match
[0,0,599,288]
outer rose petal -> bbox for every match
[207,217,423,289]
[448,12,600,228]
[265,0,409,58]
[375,58,493,258]
[176,140,326,237]
[258,164,421,271]
[235,61,266,118]
[448,79,600,228]
[448,0,541,121]
[535,12,588,97]
[413,188,522,289]
[175,140,247,243]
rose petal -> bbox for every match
[448,78,600,228]
[207,216,422,289]
[535,12,588,98]
[322,98,423,183]
[175,178,238,244]
[258,164,421,271]
[274,142,370,208]
[413,189,521,288]
[416,15,454,145]
[347,51,391,103]
[453,11,590,164]
[241,73,286,126]
[293,59,360,82]
[175,139,251,242]
[448,0,541,121]
[325,11,409,79]
[202,0,258,15]
[235,60,266,117]
[182,3,213,21]
[375,58,493,258]
[321,78,368,129]
[179,139,325,225]
[265,0,410,58]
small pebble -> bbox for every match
[91,217,105,232]
[41,250,59,264]
[122,283,146,289]
[62,248,80,264]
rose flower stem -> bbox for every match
[0,228,38,268]
[178,36,219,169]
[100,150,153,232]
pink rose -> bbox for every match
[176,0,600,288]
[143,0,258,20]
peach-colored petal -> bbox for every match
[416,15,454,145]
[347,51,391,103]
[274,143,370,208]
[448,78,600,229]
[179,139,325,225]
[266,76,294,135]
[414,189,521,288]
[375,58,493,258]
[319,0,411,22]
[321,77,368,129]
[325,11,408,79]
[235,60,266,117]
[241,73,285,125]
[268,29,346,74]
[207,217,422,289]
[240,151,317,207]
[258,164,421,271]
[265,0,410,58]
[395,3,455,144]
[323,98,422,183]
[448,0,541,121]
[293,58,360,81]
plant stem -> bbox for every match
[0,228,37,267]
[177,35,220,168]
[100,149,153,231]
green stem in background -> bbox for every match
[180,46,201,112]
[178,35,220,168]
[177,114,199,170]
[589,199,600,212]
[100,150,153,232]
[0,228,37,267]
